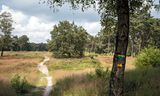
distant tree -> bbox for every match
[28,43,48,51]
[28,43,37,51]
[18,35,29,51]
[11,36,19,51]
[96,22,116,54]
[100,17,116,54]
[36,43,48,51]
[129,4,160,56]
[0,12,14,56]
[48,21,87,58]
[9,35,48,51]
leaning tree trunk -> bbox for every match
[109,0,129,96]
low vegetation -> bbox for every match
[0,52,50,96]
[51,68,110,96]
[49,48,160,96]
[124,68,160,96]
[136,48,160,68]
[51,67,160,96]
[48,57,100,71]
[11,75,32,95]
[0,50,160,96]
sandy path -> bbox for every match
[38,56,53,96]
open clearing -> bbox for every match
[0,52,136,96]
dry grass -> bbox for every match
[96,56,135,70]
[0,51,136,96]
[47,57,100,82]
[51,73,100,96]
[51,68,95,81]
[48,55,135,82]
[0,56,41,83]
[0,51,50,96]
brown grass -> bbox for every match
[96,56,135,70]
[0,51,50,96]
[48,55,135,83]
[0,58,40,82]
[51,68,95,81]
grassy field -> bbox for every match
[49,55,160,96]
[47,56,100,81]
[0,51,51,96]
[1,51,158,96]
[46,53,138,96]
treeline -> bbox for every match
[0,12,47,56]
[89,9,160,56]
[8,35,48,51]
[48,16,160,58]
[1,11,160,57]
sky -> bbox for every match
[0,0,159,43]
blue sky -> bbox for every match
[0,0,159,43]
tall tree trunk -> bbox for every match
[1,47,4,56]
[109,0,129,96]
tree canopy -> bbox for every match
[48,21,88,58]
[0,11,14,56]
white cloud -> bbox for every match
[82,22,101,36]
[1,5,55,43]
[75,22,101,36]
[1,5,28,24]
[0,5,101,43]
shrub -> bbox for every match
[124,68,160,96]
[51,73,98,96]
[95,68,110,96]
[11,75,31,95]
[135,47,160,68]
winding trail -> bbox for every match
[38,56,53,96]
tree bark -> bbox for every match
[109,0,129,96]
[1,47,4,57]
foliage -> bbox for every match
[40,0,147,19]
[95,22,116,54]
[135,47,160,68]
[95,67,110,96]
[50,67,160,96]
[29,43,48,51]
[93,10,160,55]
[129,5,160,56]
[50,73,98,96]
[48,21,88,58]
[17,35,29,51]
[0,11,13,56]
[11,75,32,95]
[124,68,160,96]
[9,35,48,51]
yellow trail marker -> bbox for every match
[117,64,123,68]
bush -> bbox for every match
[51,74,98,96]
[11,75,32,95]
[95,68,110,96]
[124,68,160,96]
[135,47,160,68]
